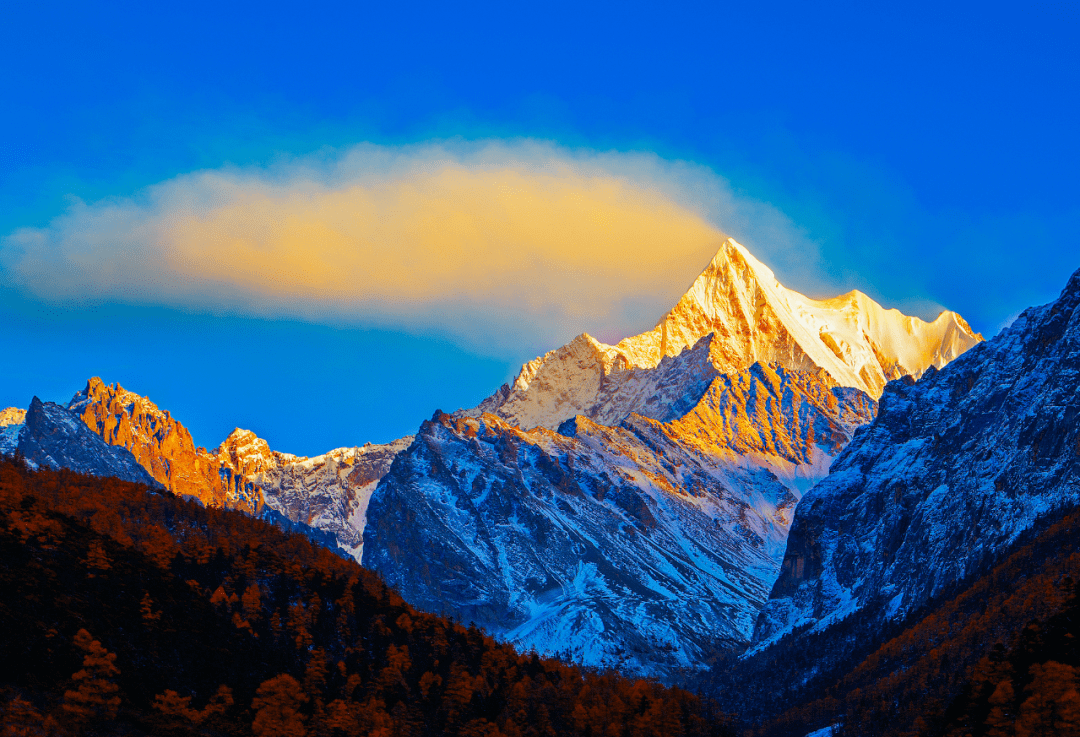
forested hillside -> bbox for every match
[0,457,733,736]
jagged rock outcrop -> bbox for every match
[69,378,258,511]
[466,238,981,431]
[60,378,409,559]
[364,353,876,674]
[219,429,412,559]
[14,397,160,487]
[0,408,25,427]
[753,266,1080,650]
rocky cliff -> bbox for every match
[62,377,409,559]
[69,378,257,510]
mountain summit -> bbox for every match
[469,238,981,431]
[363,239,982,673]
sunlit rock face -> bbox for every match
[69,378,257,511]
[467,238,981,431]
[0,408,25,427]
[63,378,410,560]
[365,361,875,675]
[753,267,1080,652]
[0,408,26,456]
[219,429,412,560]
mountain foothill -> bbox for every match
[2,237,1078,737]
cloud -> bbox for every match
[0,140,831,356]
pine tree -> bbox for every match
[1,694,61,736]
[84,540,111,577]
[1017,662,1080,737]
[61,629,121,724]
[251,674,308,737]
[140,591,162,623]
[152,690,197,721]
[985,679,1017,737]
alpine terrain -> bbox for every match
[754,264,1080,650]
[2,379,409,560]
[360,238,981,673]
[0,237,981,675]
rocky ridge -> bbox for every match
[69,379,258,511]
[56,377,409,559]
[753,266,1080,651]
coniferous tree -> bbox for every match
[62,629,121,725]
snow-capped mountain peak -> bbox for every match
[471,238,982,431]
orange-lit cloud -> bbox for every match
[0,141,829,354]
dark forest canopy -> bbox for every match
[0,457,733,737]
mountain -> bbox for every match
[362,239,978,674]
[364,354,874,674]
[700,496,1080,736]
[466,239,980,431]
[10,397,160,487]
[68,379,260,511]
[10,378,410,560]
[0,238,980,675]
[753,265,1080,652]
[213,426,411,559]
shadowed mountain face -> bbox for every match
[14,397,160,488]
[363,358,876,675]
[754,267,1080,651]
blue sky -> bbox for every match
[1,0,1077,455]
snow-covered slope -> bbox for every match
[469,239,981,431]
[365,354,875,674]
[753,266,1080,651]
[216,428,412,559]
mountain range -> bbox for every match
[0,237,983,675]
